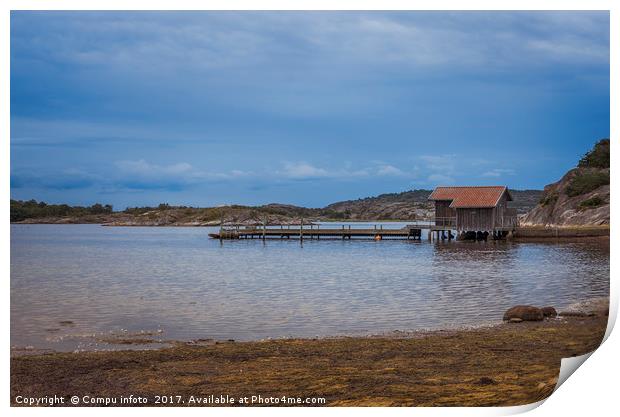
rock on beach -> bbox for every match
[503,305,544,322]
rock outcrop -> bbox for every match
[520,139,609,227]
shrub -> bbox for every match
[539,193,558,207]
[565,171,609,197]
[578,196,605,210]
[578,139,610,169]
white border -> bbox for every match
[2,2,616,416]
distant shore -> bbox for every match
[11,311,607,407]
[513,225,610,239]
[12,220,610,240]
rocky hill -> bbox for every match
[520,139,610,226]
[11,202,330,226]
[12,188,543,226]
[326,189,542,220]
[325,190,433,220]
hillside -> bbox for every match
[326,189,542,220]
[11,188,542,226]
[11,202,332,226]
[520,139,610,226]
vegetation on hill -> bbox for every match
[563,139,610,198]
[521,139,610,226]
[578,138,609,169]
[565,170,609,197]
[327,189,542,218]
[10,200,113,222]
[578,196,605,210]
[12,187,542,225]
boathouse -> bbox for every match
[428,186,516,237]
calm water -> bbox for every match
[11,224,609,351]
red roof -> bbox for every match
[428,186,512,208]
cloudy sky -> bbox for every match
[11,11,609,208]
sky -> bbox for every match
[10,11,610,209]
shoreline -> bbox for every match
[11,318,507,357]
[513,225,609,239]
[11,297,610,356]
[11,312,608,406]
[11,221,610,240]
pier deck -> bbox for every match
[208,223,455,240]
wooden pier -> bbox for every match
[208,219,458,241]
[209,186,519,242]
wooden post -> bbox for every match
[300,218,304,242]
[219,211,223,242]
[262,217,266,241]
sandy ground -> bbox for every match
[11,312,608,407]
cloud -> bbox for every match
[10,159,253,193]
[427,174,455,185]
[418,154,456,173]
[481,168,516,178]
[8,12,610,208]
[13,12,607,76]
[113,159,251,190]
[116,159,195,177]
[376,164,406,177]
[12,161,220,192]
[10,117,218,146]
[11,169,101,190]
[114,160,204,190]
[11,158,417,194]
[276,161,415,181]
[278,162,331,180]
[112,159,415,184]
[416,154,516,185]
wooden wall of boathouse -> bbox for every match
[456,207,494,231]
[434,200,456,226]
[494,193,507,228]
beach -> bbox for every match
[11,312,608,407]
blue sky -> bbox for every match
[10,11,609,209]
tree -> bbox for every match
[578,139,610,169]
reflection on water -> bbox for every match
[11,224,609,351]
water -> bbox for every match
[11,224,609,352]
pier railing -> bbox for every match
[218,215,525,233]
[220,217,460,232]
[405,217,457,229]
